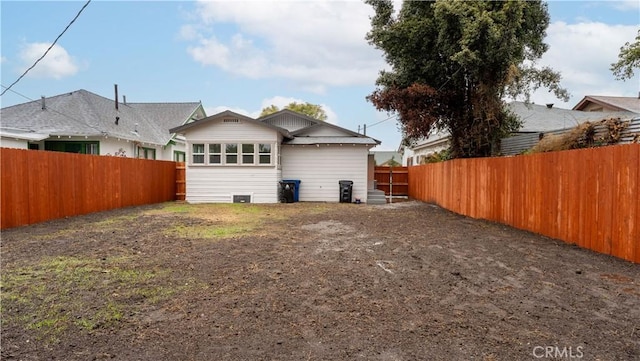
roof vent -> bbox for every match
[41,96,46,110]
[546,103,553,109]
[223,118,239,123]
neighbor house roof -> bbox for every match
[573,95,640,113]
[0,89,203,146]
[507,101,638,132]
[400,100,639,152]
[258,109,380,145]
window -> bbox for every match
[44,141,99,154]
[242,143,254,164]
[189,142,274,166]
[259,143,271,164]
[209,144,221,164]
[192,144,205,164]
[174,151,186,162]
[225,143,238,164]
[139,147,156,160]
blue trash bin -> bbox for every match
[282,179,301,202]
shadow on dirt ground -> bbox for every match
[1,201,639,361]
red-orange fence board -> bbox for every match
[408,144,640,263]
[374,166,409,196]
[1,148,178,229]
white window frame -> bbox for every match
[188,141,276,167]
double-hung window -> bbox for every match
[192,144,205,164]
[209,144,221,164]
[259,144,271,164]
[242,144,255,164]
[225,143,238,164]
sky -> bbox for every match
[1,0,638,151]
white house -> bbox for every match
[0,88,205,161]
[169,109,380,203]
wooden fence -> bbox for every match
[374,166,409,196]
[408,144,639,263]
[1,148,177,229]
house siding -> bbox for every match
[0,138,29,149]
[281,144,369,202]
[183,118,282,203]
[263,114,315,132]
[185,119,279,142]
[186,167,280,203]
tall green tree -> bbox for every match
[611,29,640,81]
[259,102,328,121]
[366,0,568,158]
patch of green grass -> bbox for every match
[168,224,252,239]
[0,256,194,344]
[155,202,333,239]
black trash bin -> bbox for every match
[282,179,301,202]
[338,180,353,203]
[279,181,295,203]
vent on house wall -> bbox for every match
[233,195,251,203]
[223,118,239,123]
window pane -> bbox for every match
[242,143,254,153]
[209,154,221,164]
[243,155,254,164]
[193,144,204,153]
[259,143,271,153]
[226,155,238,164]
[225,143,237,153]
[259,155,271,164]
[193,154,204,164]
[209,143,221,153]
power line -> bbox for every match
[1,0,91,96]
[366,113,398,129]
[363,65,464,130]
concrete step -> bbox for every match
[367,189,387,204]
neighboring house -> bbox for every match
[371,151,401,166]
[573,95,640,113]
[169,109,380,203]
[400,100,639,163]
[400,129,450,166]
[0,89,206,160]
[501,102,638,155]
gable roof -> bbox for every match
[402,100,639,151]
[0,89,203,146]
[169,110,293,139]
[573,95,640,113]
[507,101,638,132]
[258,109,380,145]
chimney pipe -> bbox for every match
[546,103,553,109]
[123,95,127,105]
[114,84,119,111]
[41,96,46,110]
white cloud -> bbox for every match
[18,43,79,79]
[183,0,386,93]
[529,21,639,107]
[611,0,640,11]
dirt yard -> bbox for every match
[1,201,638,360]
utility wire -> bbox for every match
[1,0,91,96]
[364,65,465,130]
